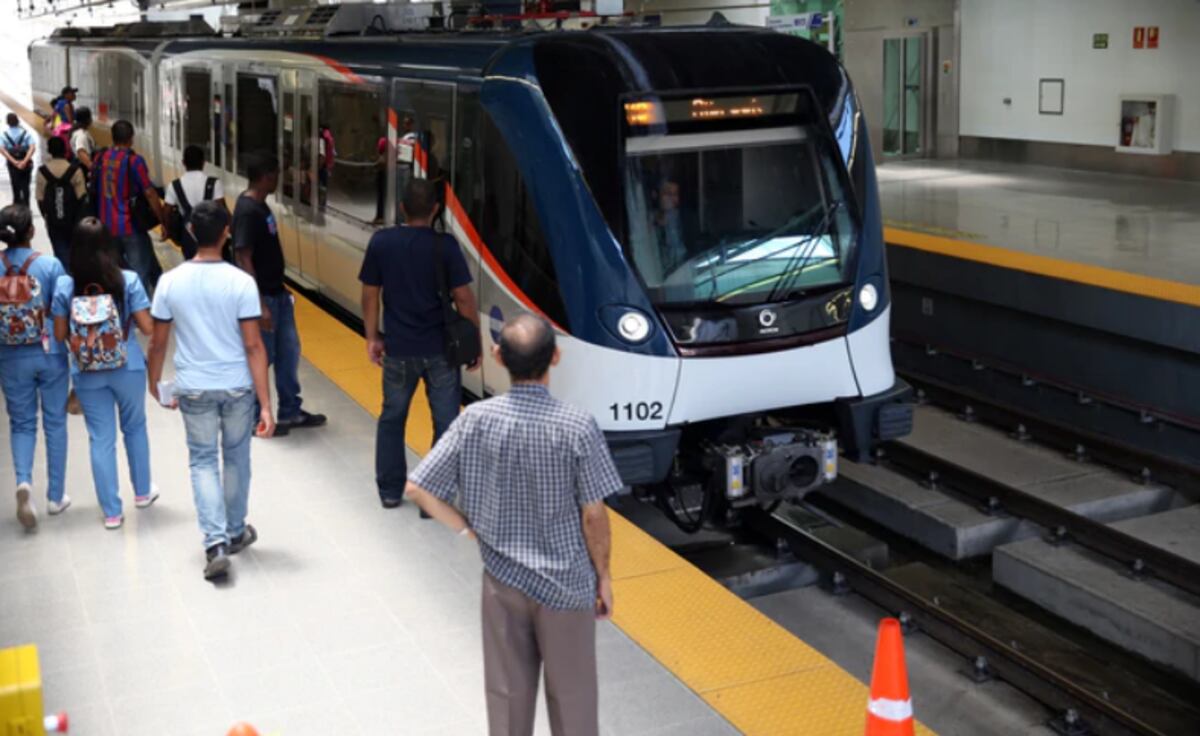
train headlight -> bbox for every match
[617,310,652,343]
[859,284,879,312]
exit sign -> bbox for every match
[1093,33,1108,49]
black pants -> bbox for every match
[7,163,31,207]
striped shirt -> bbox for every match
[410,383,623,610]
[93,147,153,237]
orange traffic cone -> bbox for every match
[865,618,914,736]
[227,723,260,736]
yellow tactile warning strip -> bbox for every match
[886,225,1200,309]
[288,293,934,735]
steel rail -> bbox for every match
[879,439,1200,601]
[900,370,1200,499]
[750,509,1164,736]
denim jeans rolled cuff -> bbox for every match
[179,388,256,549]
[376,354,460,499]
[0,353,69,501]
[260,291,303,422]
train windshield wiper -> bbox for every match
[765,200,843,303]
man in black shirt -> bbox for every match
[232,153,326,435]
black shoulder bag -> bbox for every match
[433,233,480,367]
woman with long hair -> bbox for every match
[0,204,69,531]
[52,217,157,528]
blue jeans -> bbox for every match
[260,292,303,422]
[115,232,160,292]
[0,353,68,501]
[377,354,460,500]
[75,369,152,518]
[179,388,256,549]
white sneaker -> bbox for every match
[135,485,160,509]
[103,514,124,530]
[46,495,72,515]
[15,483,37,532]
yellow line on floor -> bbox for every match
[289,291,933,735]
[886,226,1200,308]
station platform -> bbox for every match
[0,98,945,734]
[878,159,1200,300]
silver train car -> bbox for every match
[31,7,911,528]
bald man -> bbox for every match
[406,314,622,736]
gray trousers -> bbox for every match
[482,572,599,736]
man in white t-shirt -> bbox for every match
[165,145,226,260]
[69,107,96,171]
[147,200,276,581]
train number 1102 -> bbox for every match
[609,402,664,422]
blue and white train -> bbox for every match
[30,5,911,527]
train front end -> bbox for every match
[481,27,911,524]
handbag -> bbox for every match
[433,233,480,367]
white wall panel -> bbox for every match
[960,0,1200,152]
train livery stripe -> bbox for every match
[885,226,1200,308]
[309,54,364,85]
[287,289,933,735]
[442,184,565,330]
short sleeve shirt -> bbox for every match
[93,148,154,237]
[69,129,94,159]
[0,248,65,361]
[357,226,471,357]
[2,126,32,158]
[51,271,150,384]
[166,171,224,210]
[150,260,261,391]
[232,194,286,296]
[409,384,623,610]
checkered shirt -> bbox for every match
[409,383,623,610]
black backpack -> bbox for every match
[39,162,84,238]
[167,176,217,260]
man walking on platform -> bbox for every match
[148,201,276,581]
[91,119,166,291]
[232,153,325,435]
[406,314,621,736]
[358,178,477,509]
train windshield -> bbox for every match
[623,94,855,308]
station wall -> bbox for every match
[960,0,1200,154]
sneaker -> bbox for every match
[278,410,327,430]
[204,544,230,580]
[135,485,161,509]
[228,524,257,555]
[15,483,37,532]
[104,515,124,530]
[46,495,72,515]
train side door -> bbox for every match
[389,78,483,399]
[280,69,319,287]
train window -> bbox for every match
[183,70,211,154]
[317,80,385,225]
[391,80,453,226]
[223,83,234,173]
[282,91,295,201]
[478,112,569,329]
[236,73,279,176]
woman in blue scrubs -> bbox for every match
[0,204,68,532]
[53,218,156,529]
